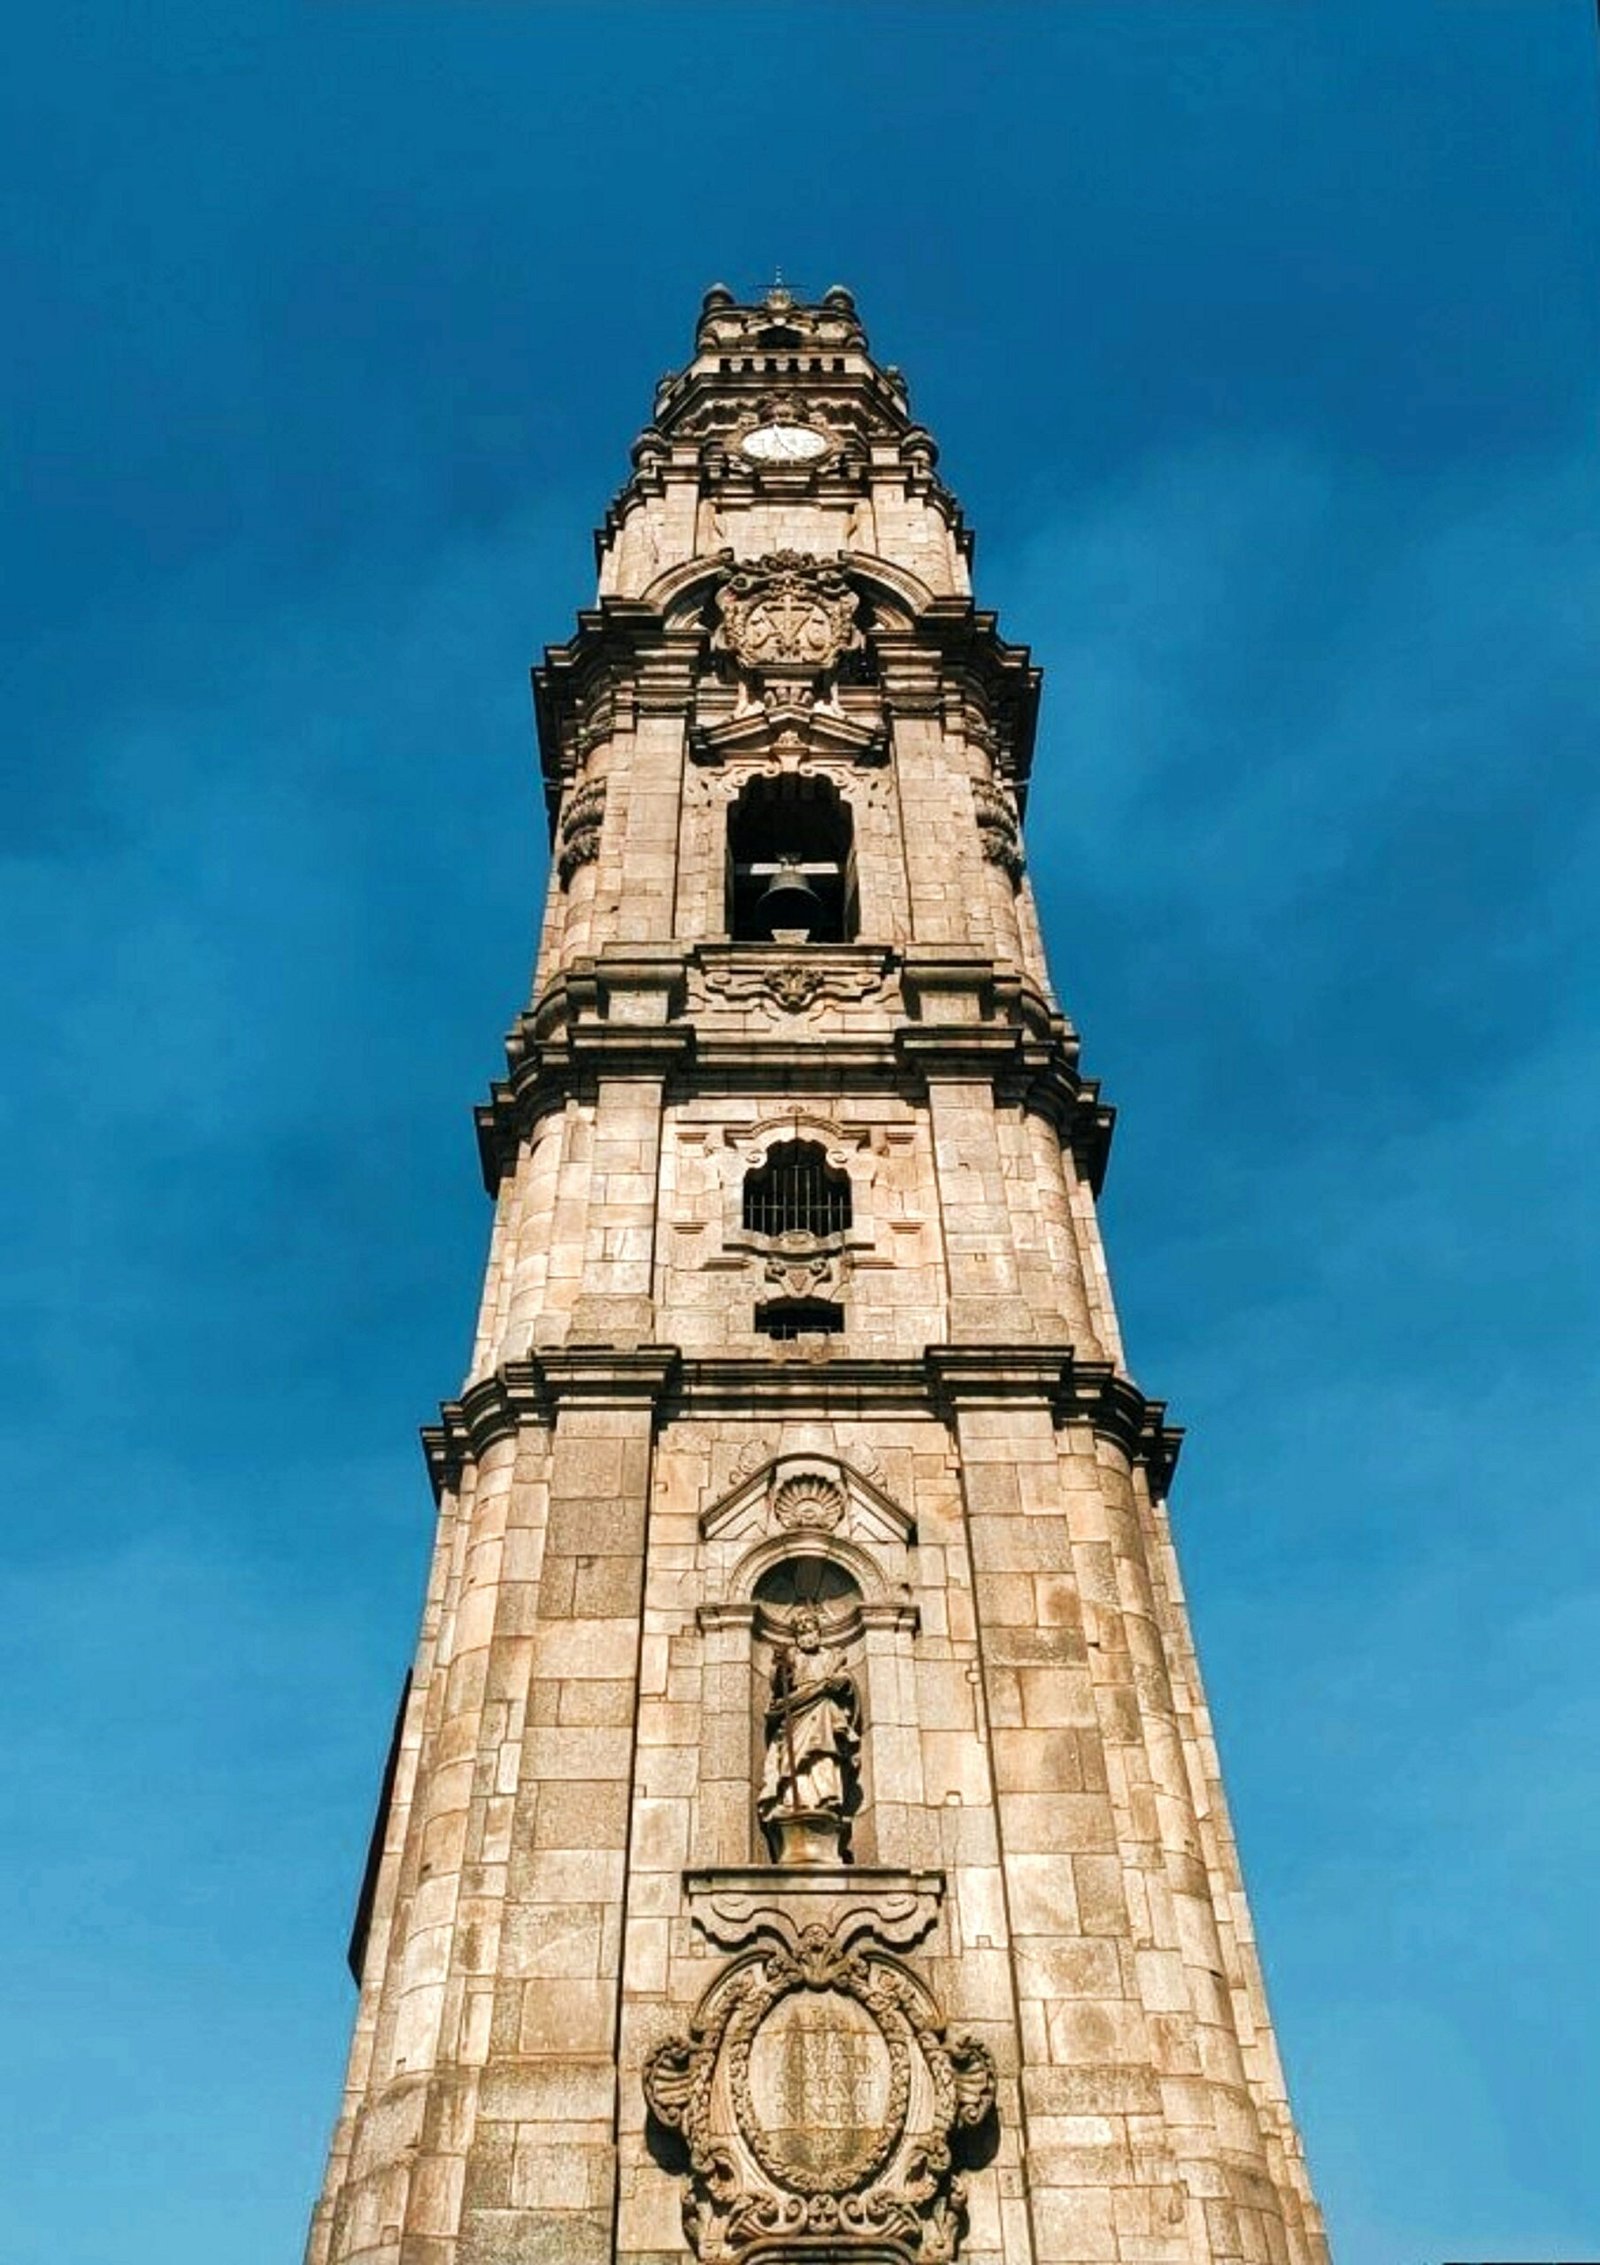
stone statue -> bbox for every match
[758,1606,860,1865]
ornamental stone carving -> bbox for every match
[763,1243,845,1305]
[971,781,1023,884]
[771,1472,845,1533]
[713,552,863,707]
[732,1437,776,1484]
[643,1921,995,2262]
[769,962,827,1015]
[556,776,607,886]
[696,953,888,1022]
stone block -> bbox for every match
[920,1728,994,1804]
[402,2153,465,2237]
[516,1977,617,2056]
[572,1554,645,1617]
[459,2206,612,2265]
[532,1777,629,1850]
[502,1904,604,1980]
[556,1679,638,1728]
[522,1726,633,1782]
[531,1621,637,1680]
[1016,1934,1125,2004]
[991,1726,1086,1793]
[998,1790,1118,1855]
[1028,2185,1118,2263]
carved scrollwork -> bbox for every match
[556,777,607,886]
[762,1244,843,1302]
[769,962,825,1015]
[732,1437,775,1484]
[971,780,1024,884]
[683,1870,944,1959]
[698,955,886,1022]
[643,1919,996,2260]
[713,552,863,709]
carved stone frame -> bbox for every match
[715,1117,880,1323]
[643,1914,995,2263]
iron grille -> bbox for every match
[742,1142,852,1238]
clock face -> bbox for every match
[740,422,829,465]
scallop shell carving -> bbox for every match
[771,1474,846,1532]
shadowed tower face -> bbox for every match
[307,285,1329,2265]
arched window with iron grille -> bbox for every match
[742,1141,852,1240]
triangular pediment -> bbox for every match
[699,1453,913,1550]
[689,702,887,768]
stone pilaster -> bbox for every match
[457,1353,672,2265]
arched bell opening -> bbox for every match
[727,772,857,944]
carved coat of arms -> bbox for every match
[644,1922,995,2262]
[713,553,863,705]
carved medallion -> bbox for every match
[733,1959,906,2192]
[644,1921,994,2261]
[745,1993,892,2182]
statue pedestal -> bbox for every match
[765,1808,845,1867]
[682,1864,946,1955]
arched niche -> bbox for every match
[693,1456,921,1871]
[749,1554,866,1864]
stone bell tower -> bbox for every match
[306,284,1329,2265]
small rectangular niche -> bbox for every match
[755,1299,844,1340]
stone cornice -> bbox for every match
[533,601,703,811]
[474,946,1113,1194]
[925,1346,1182,1497]
[422,1346,682,1494]
[1012,1048,1115,1196]
[534,583,1039,807]
[689,699,888,770]
[876,607,1039,788]
[422,1345,1180,1502]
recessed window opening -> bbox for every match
[728,774,856,944]
[743,1141,852,1238]
[755,1298,845,1339]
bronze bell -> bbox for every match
[757,858,823,941]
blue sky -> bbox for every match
[2,6,1597,2261]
